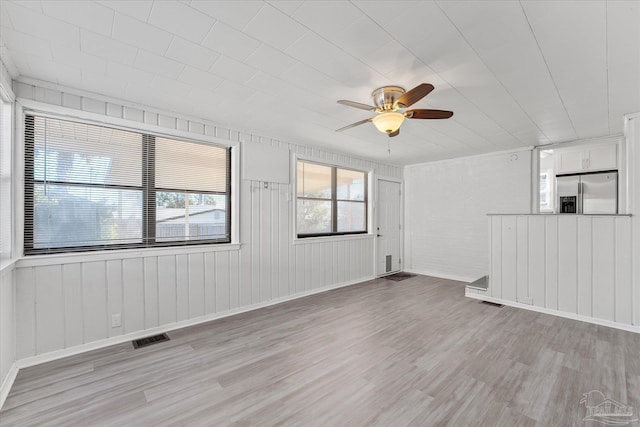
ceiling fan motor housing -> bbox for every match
[372,86,405,111]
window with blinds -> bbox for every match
[296,160,367,237]
[24,114,231,254]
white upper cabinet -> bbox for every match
[555,143,617,174]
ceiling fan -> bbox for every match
[336,83,453,137]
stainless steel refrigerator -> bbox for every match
[556,171,618,214]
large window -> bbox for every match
[296,160,367,237]
[24,114,231,254]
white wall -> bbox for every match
[10,80,402,363]
[627,113,640,327]
[404,149,532,281]
[0,58,17,407]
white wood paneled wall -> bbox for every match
[12,81,399,360]
[488,214,635,327]
[0,265,16,391]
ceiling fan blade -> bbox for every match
[388,129,400,138]
[337,100,377,111]
[395,83,434,108]
[335,118,372,132]
[406,109,454,119]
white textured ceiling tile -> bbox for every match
[81,70,128,100]
[291,1,362,37]
[51,43,107,75]
[41,1,114,37]
[361,40,417,76]
[330,17,393,59]
[209,55,258,84]
[112,13,173,56]
[80,29,137,65]
[106,61,156,86]
[607,0,640,133]
[244,43,298,77]
[4,1,80,48]
[150,75,192,99]
[6,49,31,75]
[280,62,343,99]
[202,21,260,62]
[439,1,576,143]
[285,32,370,83]
[190,0,263,30]
[147,1,215,43]
[165,37,219,71]
[243,3,307,51]
[522,1,609,139]
[2,28,53,61]
[177,66,223,91]
[97,0,153,22]
[134,49,185,79]
[267,0,304,16]
[8,0,42,13]
[27,54,82,87]
[212,79,259,102]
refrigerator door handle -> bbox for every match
[578,181,583,214]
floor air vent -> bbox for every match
[133,333,170,349]
[480,301,504,308]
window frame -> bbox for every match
[295,159,369,239]
[22,110,234,255]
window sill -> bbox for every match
[16,243,242,267]
[293,233,374,245]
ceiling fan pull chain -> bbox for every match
[387,135,391,155]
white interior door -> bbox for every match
[376,179,402,276]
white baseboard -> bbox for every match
[14,276,373,371]
[404,268,476,284]
[465,291,640,334]
[0,362,18,410]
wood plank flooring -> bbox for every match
[1,275,639,426]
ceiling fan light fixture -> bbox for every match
[372,111,405,135]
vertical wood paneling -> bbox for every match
[259,185,272,302]
[592,218,615,321]
[143,257,159,328]
[516,216,528,303]
[122,258,144,334]
[81,261,107,344]
[105,260,123,338]
[12,83,395,360]
[614,219,632,324]
[528,216,546,307]
[204,252,216,314]
[188,253,205,318]
[61,263,84,347]
[228,250,240,310]
[501,216,517,301]
[278,185,289,298]
[157,255,177,326]
[577,217,593,317]
[16,268,35,359]
[0,267,16,388]
[558,216,578,313]
[251,183,261,303]
[175,254,189,322]
[490,216,502,298]
[544,216,558,310]
[215,251,230,312]
[35,265,64,354]
[239,179,253,307]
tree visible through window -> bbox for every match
[296,160,367,237]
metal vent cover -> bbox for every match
[480,301,504,308]
[133,333,170,349]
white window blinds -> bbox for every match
[24,114,231,254]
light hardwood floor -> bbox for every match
[1,275,639,426]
